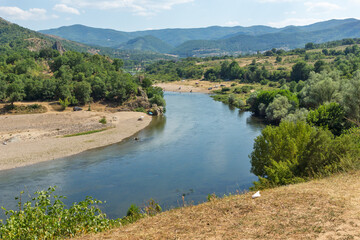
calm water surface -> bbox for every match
[0,92,264,219]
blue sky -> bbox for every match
[0,0,359,31]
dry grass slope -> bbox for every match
[77,171,360,239]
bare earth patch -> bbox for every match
[0,110,151,171]
[154,80,236,93]
[77,171,360,239]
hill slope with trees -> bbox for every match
[40,18,360,56]
[0,18,165,113]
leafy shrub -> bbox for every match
[248,89,299,117]
[307,102,347,136]
[121,204,142,224]
[150,94,166,107]
[260,79,269,85]
[234,85,254,94]
[59,98,70,110]
[134,107,146,112]
[221,87,231,93]
[268,82,278,87]
[143,199,162,217]
[99,117,107,124]
[0,187,119,239]
[250,121,360,189]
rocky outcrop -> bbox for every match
[125,87,151,109]
[52,41,65,55]
[124,87,164,116]
[148,104,164,116]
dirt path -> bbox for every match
[77,171,360,239]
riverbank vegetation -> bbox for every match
[0,48,165,112]
[0,187,161,239]
[145,38,360,191]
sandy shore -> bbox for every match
[155,80,235,93]
[0,111,151,171]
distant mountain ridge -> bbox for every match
[0,18,176,65]
[40,18,360,57]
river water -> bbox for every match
[0,92,264,219]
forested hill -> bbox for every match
[0,18,166,111]
[40,18,360,56]
[0,17,101,54]
[0,18,176,70]
[40,24,276,48]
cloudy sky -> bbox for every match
[0,0,359,31]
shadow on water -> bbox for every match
[0,92,264,219]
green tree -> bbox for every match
[265,95,293,123]
[250,121,313,178]
[307,102,346,136]
[41,79,57,100]
[314,60,329,73]
[0,79,7,101]
[74,81,92,105]
[112,59,124,71]
[300,71,341,108]
[341,71,360,122]
[6,80,25,106]
[291,61,313,82]
[150,94,166,107]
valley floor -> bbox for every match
[77,171,360,239]
[0,103,151,171]
[155,80,235,93]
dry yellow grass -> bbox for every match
[76,171,360,240]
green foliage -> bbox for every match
[248,89,299,119]
[150,94,166,107]
[59,98,70,110]
[134,107,146,112]
[0,187,118,239]
[6,80,25,105]
[99,117,107,124]
[265,95,293,123]
[207,193,218,202]
[300,71,341,108]
[250,121,360,189]
[143,199,162,217]
[64,128,109,137]
[282,108,309,123]
[146,59,203,82]
[291,61,313,82]
[341,71,360,122]
[307,103,347,136]
[123,204,142,224]
[73,81,92,105]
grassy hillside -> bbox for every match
[77,170,360,239]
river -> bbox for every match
[0,92,264,219]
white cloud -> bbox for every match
[53,4,80,15]
[257,0,300,3]
[0,6,54,20]
[60,0,194,16]
[224,21,240,26]
[349,0,360,4]
[305,2,341,12]
[268,17,324,27]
